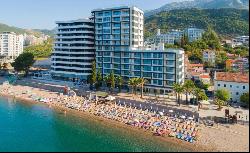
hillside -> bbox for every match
[144,8,249,38]
[145,0,249,17]
[0,23,54,37]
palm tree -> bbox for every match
[183,80,195,105]
[138,78,148,99]
[110,71,115,93]
[128,78,140,95]
[173,83,184,106]
[128,78,136,95]
[104,74,111,90]
[116,75,123,93]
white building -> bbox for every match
[92,6,144,76]
[51,19,95,81]
[150,28,204,45]
[185,28,204,42]
[154,29,184,44]
[203,50,216,65]
[233,36,249,46]
[214,72,249,103]
[0,32,24,60]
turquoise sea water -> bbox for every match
[0,97,192,152]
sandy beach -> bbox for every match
[0,81,249,152]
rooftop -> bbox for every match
[91,6,143,13]
[189,64,204,67]
[56,18,92,24]
[215,72,249,83]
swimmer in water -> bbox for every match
[64,110,67,115]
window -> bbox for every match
[236,92,239,95]
[218,84,220,87]
[230,85,232,88]
[224,84,226,87]
[243,86,245,89]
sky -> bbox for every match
[0,0,187,29]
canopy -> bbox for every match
[105,96,116,101]
[169,110,174,113]
[199,100,210,105]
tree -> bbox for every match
[11,52,35,76]
[138,78,148,99]
[128,78,140,95]
[215,99,225,110]
[183,80,195,104]
[116,75,123,93]
[24,38,53,59]
[215,89,230,109]
[215,89,230,102]
[216,51,228,69]
[202,27,221,50]
[240,93,249,108]
[95,69,102,90]
[180,33,189,48]
[110,71,115,93]
[104,74,111,90]
[173,83,184,106]
[89,61,97,89]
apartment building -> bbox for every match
[51,19,95,81]
[92,6,144,76]
[203,50,216,65]
[185,28,204,42]
[0,32,24,60]
[149,28,204,45]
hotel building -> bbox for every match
[91,6,144,74]
[0,32,24,60]
[50,6,185,92]
[51,19,95,81]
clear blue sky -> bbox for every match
[0,0,186,29]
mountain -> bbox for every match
[144,8,249,38]
[145,0,249,17]
[0,23,54,37]
[33,29,56,37]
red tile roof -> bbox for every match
[189,64,204,67]
[200,74,210,79]
[216,72,249,83]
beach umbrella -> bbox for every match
[188,117,194,120]
[169,110,173,113]
[180,115,186,119]
[153,122,161,127]
[159,112,164,116]
[134,119,139,122]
